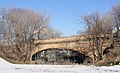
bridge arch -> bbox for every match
[31,48,87,64]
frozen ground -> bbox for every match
[0,57,120,73]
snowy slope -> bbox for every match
[0,57,11,66]
[0,57,120,73]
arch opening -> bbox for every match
[32,48,87,64]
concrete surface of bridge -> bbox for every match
[31,35,111,60]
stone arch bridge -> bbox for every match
[31,35,111,60]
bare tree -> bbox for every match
[82,12,113,63]
[5,8,49,61]
[0,7,8,44]
[0,8,61,61]
[0,7,62,62]
[112,3,120,37]
[35,26,62,39]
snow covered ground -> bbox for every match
[0,57,120,73]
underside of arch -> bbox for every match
[31,48,90,64]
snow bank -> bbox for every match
[0,58,12,66]
[0,57,120,73]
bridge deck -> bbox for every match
[34,36,86,44]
